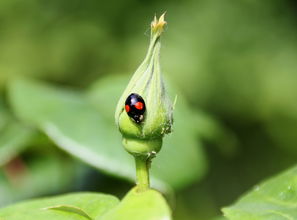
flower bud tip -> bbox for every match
[151,12,167,34]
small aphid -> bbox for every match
[125,93,146,123]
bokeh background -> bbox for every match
[1,0,297,219]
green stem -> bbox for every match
[135,156,150,191]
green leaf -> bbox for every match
[8,78,135,183]
[0,192,119,220]
[0,188,169,220]
[45,205,93,220]
[100,187,171,220]
[8,77,206,190]
[222,165,297,220]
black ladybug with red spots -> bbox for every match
[125,93,146,124]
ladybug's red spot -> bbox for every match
[135,102,144,110]
[125,105,130,112]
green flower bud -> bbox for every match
[115,14,173,157]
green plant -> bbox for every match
[1,7,296,220]
[115,14,173,193]
[0,14,173,220]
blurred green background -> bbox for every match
[1,0,297,219]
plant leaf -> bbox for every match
[0,193,119,220]
[44,205,93,220]
[222,165,297,220]
[8,78,135,183]
[100,187,171,220]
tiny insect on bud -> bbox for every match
[115,13,173,157]
[124,93,146,124]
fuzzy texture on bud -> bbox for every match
[115,14,173,156]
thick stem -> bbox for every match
[134,156,150,192]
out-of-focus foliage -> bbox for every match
[223,165,297,219]
[0,0,297,219]
[0,155,76,206]
[0,117,34,166]
[0,104,80,206]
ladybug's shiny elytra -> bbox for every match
[125,93,146,123]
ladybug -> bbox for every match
[125,93,146,124]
